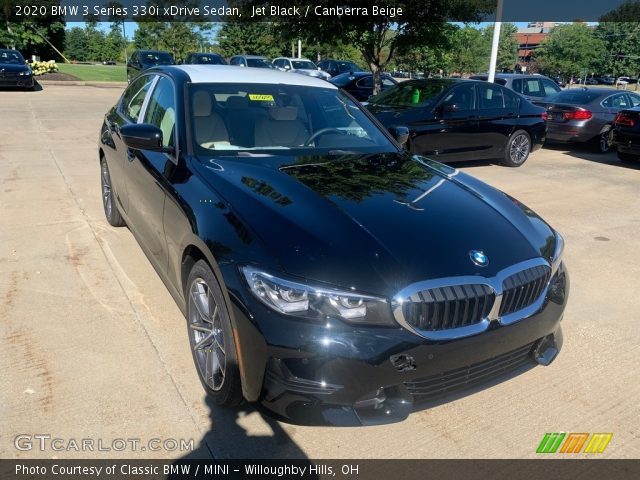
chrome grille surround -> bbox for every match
[392,258,552,341]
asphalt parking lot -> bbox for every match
[1,85,639,460]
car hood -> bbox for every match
[196,153,555,296]
[0,63,30,73]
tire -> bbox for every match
[100,157,125,227]
[591,130,611,153]
[617,152,640,162]
[186,260,243,406]
[502,130,531,167]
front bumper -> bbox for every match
[222,263,569,426]
[0,74,34,88]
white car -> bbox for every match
[272,57,331,81]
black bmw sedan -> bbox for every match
[0,49,34,89]
[99,65,568,426]
[609,107,640,162]
[367,79,547,167]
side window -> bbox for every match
[144,77,176,148]
[275,59,284,68]
[477,84,505,109]
[382,77,395,87]
[441,84,475,111]
[511,79,523,93]
[229,57,238,65]
[503,88,520,109]
[356,76,373,88]
[541,79,560,96]
[613,94,629,109]
[120,75,155,123]
[523,79,544,97]
[629,94,640,107]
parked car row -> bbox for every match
[127,49,361,83]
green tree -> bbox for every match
[134,22,211,62]
[264,0,492,94]
[597,2,640,79]
[64,27,88,61]
[483,22,519,72]
[535,23,607,79]
[448,25,488,74]
[1,0,65,59]
[216,22,287,59]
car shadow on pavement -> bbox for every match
[543,143,640,170]
[178,395,314,461]
[0,83,42,92]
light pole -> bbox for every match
[488,0,504,83]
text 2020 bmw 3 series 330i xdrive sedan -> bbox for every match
[99,66,569,426]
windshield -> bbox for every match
[141,52,174,65]
[337,61,362,73]
[189,83,396,156]
[246,58,273,68]
[369,80,452,107]
[0,50,25,65]
[292,60,317,70]
[195,55,225,65]
[545,91,600,104]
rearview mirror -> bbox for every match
[388,126,410,146]
[120,124,166,151]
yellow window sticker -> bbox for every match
[248,94,274,101]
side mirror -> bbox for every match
[284,65,291,70]
[442,103,460,113]
[388,126,410,146]
[120,124,166,152]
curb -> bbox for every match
[36,80,127,88]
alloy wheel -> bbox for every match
[599,132,610,153]
[101,161,113,218]
[510,134,530,164]
[188,278,226,391]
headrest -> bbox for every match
[226,95,249,109]
[192,91,211,117]
[268,106,298,121]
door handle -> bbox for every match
[126,149,136,162]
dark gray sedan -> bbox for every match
[536,88,640,153]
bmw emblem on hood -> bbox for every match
[469,250,489,267]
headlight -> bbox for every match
[241,266,394,326]
[551,232,564,275]
[18,70,31,76]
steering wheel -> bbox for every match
[304,128,348,146]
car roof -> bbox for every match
[276,57,314,62]
[137,50,170,54]
[232,55,267,59]
[172,65,336,88]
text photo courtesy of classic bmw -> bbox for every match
[99,65,568,426]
